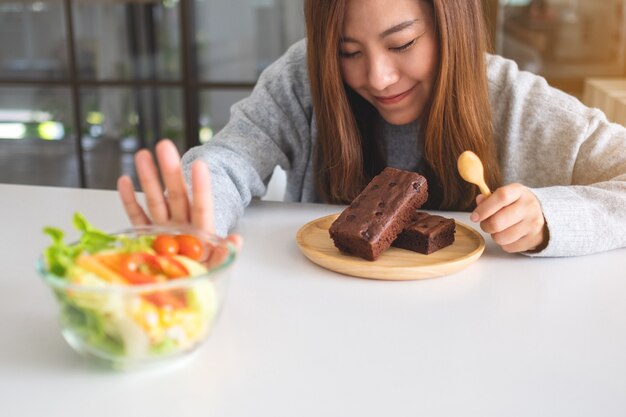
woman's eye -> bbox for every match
[339,50,361,59]
[391,39,416,53]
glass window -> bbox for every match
[195,0,305,82]
[81,87,185,189]
[0,1,69,80]
[0,0,306,190]
[74,1,181,80]
[0,86,78,187]
[198,89,252,143]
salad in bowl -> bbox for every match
[37,213,238,369]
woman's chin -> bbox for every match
[378,109,421,126]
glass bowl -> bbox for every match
[37,225,238,370]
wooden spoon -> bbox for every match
[457,151,492,197]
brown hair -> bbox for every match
[304,0,501,210]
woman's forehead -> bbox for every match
[342,0,432,38]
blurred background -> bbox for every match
[0,0,625,191]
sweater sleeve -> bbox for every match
[181,40,313,236]
[529,116,626,257]
[487,54,626,257]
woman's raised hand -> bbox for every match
[117,139,242,250]
[470,183,548,253]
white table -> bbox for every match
[1,184,626,417]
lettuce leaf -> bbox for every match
[43,213,118,278]
[73,212,117,254]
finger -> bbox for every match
[117,175,151,226]
[480,200,525,234]
[206,245,229,269]
[135,149,169,224]
[204,235,242,269]
[190,159,215,234]
[156,139,190,224]
[500,232,544,254]
[226,234,244,250]
[495,216,546,252]
[471,184,522,222]
[490,219,528,247]
[475,194,486,205]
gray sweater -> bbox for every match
[182,40,626,257]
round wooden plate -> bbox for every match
[296,213,485,280]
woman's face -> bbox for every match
[339,0,438,125]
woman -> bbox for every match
[118,0,626,257]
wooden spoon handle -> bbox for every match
[478,183,492,197]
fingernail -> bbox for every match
[470,212,479,222]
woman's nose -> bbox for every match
[367,54,399,92]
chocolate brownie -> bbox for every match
[392,212,456,254]
[329,167,428,261]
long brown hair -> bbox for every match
[304,0,501,210]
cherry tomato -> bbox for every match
[152,234,179,256]
[175,234,203,260]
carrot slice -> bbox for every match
[76,255,128,284]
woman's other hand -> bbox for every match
[117,139,242,250]
[470,183,548,253]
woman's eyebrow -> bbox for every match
[341,19,420,43]
[379,19,419,39]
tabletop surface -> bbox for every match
[1,183,625,417]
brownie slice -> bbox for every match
[329,167,428,261]
[392,212,456,254]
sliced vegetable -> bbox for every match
[118,253,162,284]
[75,255,127,284]
[154,255,189,279]
[143,291,186,309]
[115,253,190,284]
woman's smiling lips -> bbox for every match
[374,86,415,105]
